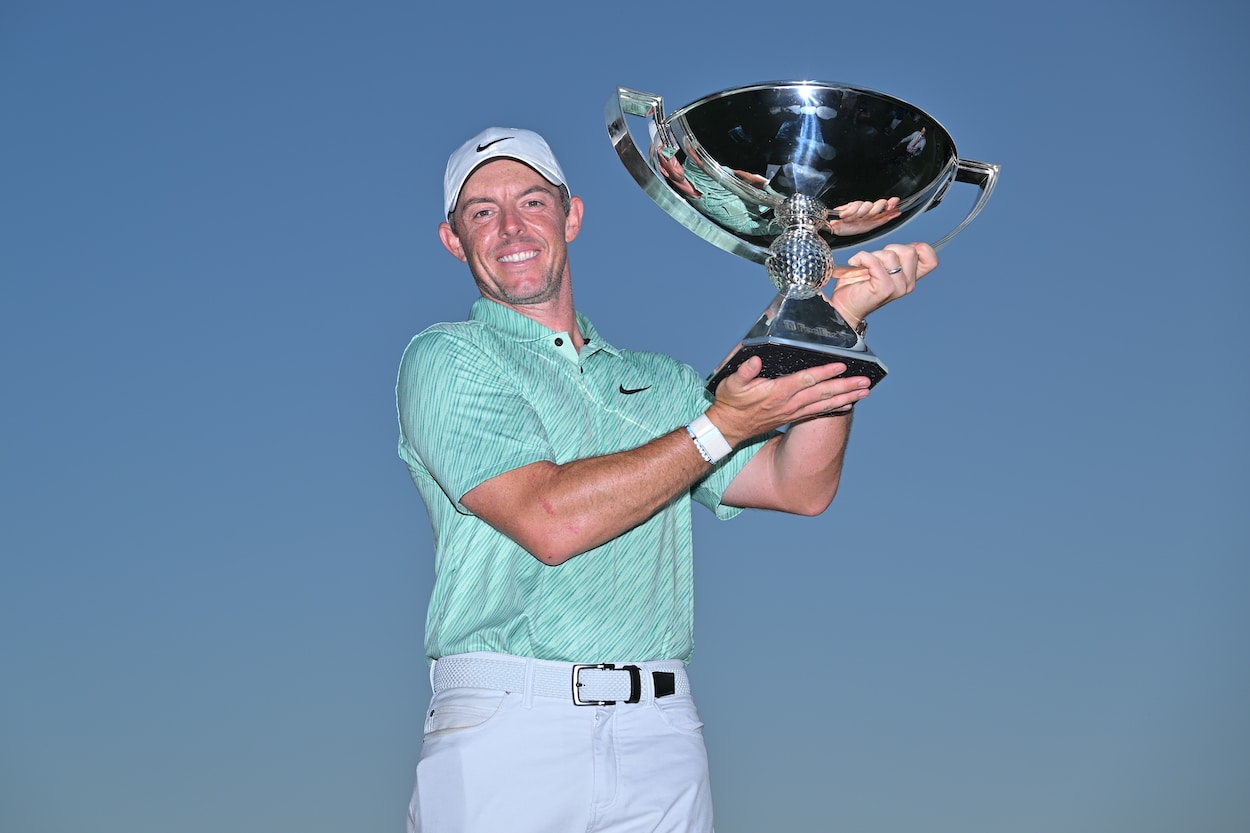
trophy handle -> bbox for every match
[929,159,1000,253]
[606,87,770,263]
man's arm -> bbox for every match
[460,360,868,566]
[717,370,856,515]
[721,241,940,512]
[460,430,711,566]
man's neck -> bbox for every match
[489,295,585,350]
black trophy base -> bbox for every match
[705,293,889,393]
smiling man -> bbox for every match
[396,127,936,832]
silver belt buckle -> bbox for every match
[571,663,641,706]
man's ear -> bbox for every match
[438,221,467,262]
[564,195,585,244]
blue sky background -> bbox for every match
[2,1,1247,831]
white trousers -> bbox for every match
[407,652,714,833]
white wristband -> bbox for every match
[687,413,733,464]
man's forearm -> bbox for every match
[461,426,713,566]
[770,411,853,511]
[721,411,853,514]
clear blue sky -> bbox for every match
[2,2,1247,831]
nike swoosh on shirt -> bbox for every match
[476,137,512,152]
[619,385,652,395]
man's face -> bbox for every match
[439,159,583,309]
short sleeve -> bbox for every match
[397,328,554,512]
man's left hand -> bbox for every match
[829,242,938,331]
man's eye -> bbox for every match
[524,199,544,208]
[473,208,493,219]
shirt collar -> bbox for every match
[469,297,619,357]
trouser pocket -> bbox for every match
[423,688,508,737]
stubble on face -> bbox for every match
[470,246,567,307]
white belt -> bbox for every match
[432,652,691,706]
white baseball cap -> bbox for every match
[443,127,568,219]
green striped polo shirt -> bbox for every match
[396,297,768,665]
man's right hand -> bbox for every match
[707,356,871,446]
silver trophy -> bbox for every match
[606,82,999,390]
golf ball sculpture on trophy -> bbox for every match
[606,82,1000,391]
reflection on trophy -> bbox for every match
[605,82,1000,391]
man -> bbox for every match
[897,126,928,157]
[396,127,937,832]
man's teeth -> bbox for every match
[498,251,539,263]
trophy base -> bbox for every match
[705,293,889,393]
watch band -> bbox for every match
[687,413,732,464]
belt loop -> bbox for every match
[521,657,536,709]
[652,670,677,699]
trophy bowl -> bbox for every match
[606,81,999,391]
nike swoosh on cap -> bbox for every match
[619,385,652,395]
[476,137,513,152]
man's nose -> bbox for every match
[498,205,524,235]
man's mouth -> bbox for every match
[497,250,539,264]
